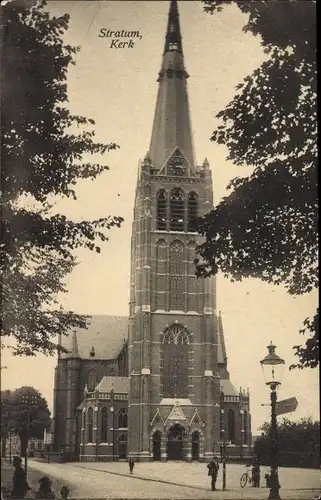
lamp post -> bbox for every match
[21,394,39,475]
[260,342,285,500]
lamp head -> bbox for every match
[260,341,285,389]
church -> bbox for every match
[52,0,252,463]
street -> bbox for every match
[15,459,320,499]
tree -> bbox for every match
[290,309,319,370]
[254,417,320,469]
[0,389,12,457]
[0,387,52,457]
[196,0,318,368]
[1,0,123,356]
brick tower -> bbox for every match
[128,0,221,462]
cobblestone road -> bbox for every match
[26,459,320,499]
[1,461,71,499]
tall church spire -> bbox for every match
[149,0,195,172]
[164,0,182,54]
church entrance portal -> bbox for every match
[167,424,185,460]
[191,431,200,460]
[152,431,162,461]
[118,435,127,460]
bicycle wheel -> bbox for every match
[240,473,248,488]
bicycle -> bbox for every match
[240,465,252,488]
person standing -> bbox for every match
[207,457,220,491]
[35,477,55,499]
[252,456,261,487]
[60,486,70,500]
[128,458,135,474]
[11,456,30,499]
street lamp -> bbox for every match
[21,394,39,475]
[260,342,285,500]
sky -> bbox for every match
[2,0,319,434]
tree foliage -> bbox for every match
[1,0,123,355]
[197,0,318,368]
[254,417,320,469]
[0,386,52,456]
[290,309,319,370]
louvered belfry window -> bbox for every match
[162,325,189,398]
[170,188,184,231]
[187,192,198,232]
[157,190,167,230]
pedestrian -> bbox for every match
[252,456,260,487]
[60,486,69,500]
[11,456,30,499]
[35,477,55,499]
[265,472,270,488]
[129,458,135,474]
[1,486,11,500]
[207,457,219,491]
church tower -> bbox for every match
[128,0,221,462]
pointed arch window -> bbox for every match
[101,407,108,442]
[244,410,248,445]
[170,241,184,274]
[156,239,168,310]
[187,241,197,312]
[162,324,190,398]
[188,192,198,232]
[88,370,97,391]
[170,188,185,231]
[87,408,94,443]
[156,239,167,274]
[228,409,235,444]
[187,241,196,275]
[82,411,86,441]
[169,241,184,310]
[118,408,128,428]
[157,190,167,230]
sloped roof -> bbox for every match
[60,315,128,360]
[220,379,238,397]
[96,376,129,394]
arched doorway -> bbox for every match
[152,431,162,461]
[191,431,200,461]
[118,434,127,460]
[167,424,185,460]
